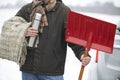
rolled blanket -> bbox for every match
[0,16,31,66]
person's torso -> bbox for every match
[16,2,70,75]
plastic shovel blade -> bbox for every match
[66,11,116,54]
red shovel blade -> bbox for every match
[66,11,116,54]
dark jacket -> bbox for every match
[16,1,85,75]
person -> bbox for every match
[15,0,91,80]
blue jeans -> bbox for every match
[22,72,64,80]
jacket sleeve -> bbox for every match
[16,6,26,20]
[68,43,85,60]
[62,4,85,60]
[15,3,32,22]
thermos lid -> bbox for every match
[34,13,42,20]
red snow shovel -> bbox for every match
[65,11,116,80]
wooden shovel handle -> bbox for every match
[78,65,85,80]
[78,51,89,80]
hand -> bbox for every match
[80,53,91,66]
[26,27,38,37]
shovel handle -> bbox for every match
[78,32,92,80]
[78,50,89,80]
[78,65,85,80]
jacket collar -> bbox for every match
[50,1,62,12]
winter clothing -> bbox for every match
[30,0,56,31]
[16,1,85,75]
[0,16,31,66]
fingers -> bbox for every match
[81,56,91,66]
[26,27,39,37]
